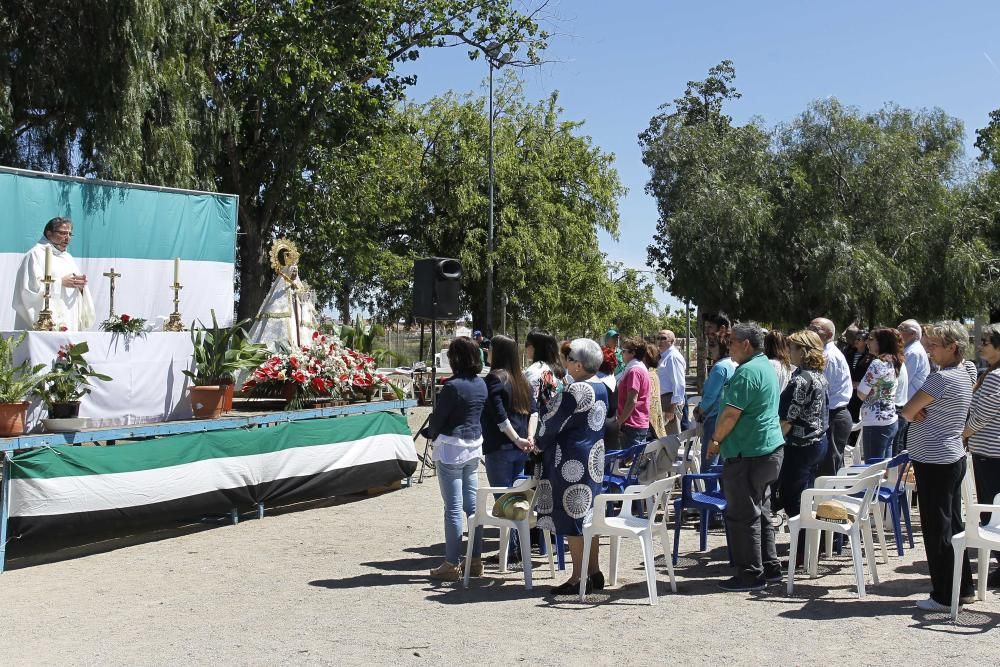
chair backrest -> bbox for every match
[837,458,890,478]
[637,436,677,484]
[843,471,885,520]
[386,372,415,399]
[961,456,976,514]
[883,451,911,494]
[631,474,682,531]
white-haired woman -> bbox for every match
[900,321,975,612]
[534,338,609,595]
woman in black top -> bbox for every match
[846,329,873,423]
[482,335,537,489]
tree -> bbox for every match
[0,1,550,321]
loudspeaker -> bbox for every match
[413,257,462,320]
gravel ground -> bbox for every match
[0,407,997,665]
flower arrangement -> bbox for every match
[36,342,112,410]
[241,331,392,405]
[100,313,148,336]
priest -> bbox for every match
[12,217,96,331]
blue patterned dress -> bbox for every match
[534,379,609,536]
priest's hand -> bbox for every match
[62,274,87,289]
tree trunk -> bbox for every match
[337,281,352,322]
[235,207,271,323]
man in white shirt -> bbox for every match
[896,319,930,454]
[12,217,95,331]
[809,317,853,475]
[656,329,687,434]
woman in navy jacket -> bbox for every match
[482,335,538,487]
[422,337,487,581]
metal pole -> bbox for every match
[486,62,495,337]
[685,299,692,360]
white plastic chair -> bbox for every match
[819,459,891,562]
[385,372,415,399]
[950,465,1000,620]
[579,474,682,605]
[844,421,864,465]
[786,471,884,599]
[463,478,555,590]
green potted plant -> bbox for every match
[36,341,112,421]
[0,332,50,436]
[184,310,268,418]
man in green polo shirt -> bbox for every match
[707,322,785,592]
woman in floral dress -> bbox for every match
[534,338,609,595]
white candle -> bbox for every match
[44,245,51,278]
[174,257,180,284]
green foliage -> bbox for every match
[0,333,49,404]
[35,341,112,407]
[642,61,991,329]
[185,311,268,386]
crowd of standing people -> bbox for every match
[420,315,999,612]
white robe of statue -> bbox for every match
[248,265,316,350]
[12,239,96,330]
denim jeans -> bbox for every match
[778,438,827,561]
[862,421,898,461]
[722,447,784,582]
[620,425,649,450]
[484,447,527,489]
[436,459,484,563]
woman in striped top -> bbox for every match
[963,322,1000,578]
[899,321,975,612]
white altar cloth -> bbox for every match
[3,331,194,430]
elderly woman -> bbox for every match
[534,338,610,595]
[963,323,1000,581]
[900,321,976,612]
[644,342,666,439]
[423,337,487,581]
[777,330,829,567]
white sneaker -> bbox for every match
[915,596,950,612]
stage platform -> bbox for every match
[0,399,419,572]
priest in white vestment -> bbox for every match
[12,217,96,331]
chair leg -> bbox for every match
[978,547,989,601]
[543,530,555,578]
[698,510,709,552]
[556,534,566,571]
[888,498,903,557]
[787,522,800,595]
[825,529,834,559]
[861,519,879,586]
[517,521,533,590]
[659,521,677,593]
[579,533,592,602]
[848,531,865,599]
[809,529,822,578]
[640,533,658,606]
[463,517,478,587]
[672,504,683,566]
[901,498,914,548]
[870,505,887,564]
[609,535,621,587]
[950,540,966,621]
[498,527,510,573]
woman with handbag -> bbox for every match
[422,337,488,582]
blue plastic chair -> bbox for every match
[672,471,730,565]
[603,441,648,494]
[877,451,914,556]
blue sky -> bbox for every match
[398,1,1000,310]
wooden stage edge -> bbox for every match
[0,399,418,452]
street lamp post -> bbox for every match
[485,44,512,338]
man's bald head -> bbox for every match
[809,317,835,344]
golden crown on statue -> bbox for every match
[269,238,300,274]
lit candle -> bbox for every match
[44,245,51,278]
[174,257,180,284]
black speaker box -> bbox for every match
[413,257,462,320]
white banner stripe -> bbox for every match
[10,433,417,518]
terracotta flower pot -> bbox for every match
[221,383,234,412]
[190,385,226,419]
[0,401,29,437]
[48,401,81,419]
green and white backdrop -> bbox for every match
[0,166,237,329]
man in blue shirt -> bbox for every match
[810,317,853,476]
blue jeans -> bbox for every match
[484,447,527,489]
[702,414,719,468]
[436,459,484,563]
[777,437,828,563]
[620,424,649,450]
[862,422,898,461]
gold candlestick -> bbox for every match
[164,281,185,331]
[33,275,55,331]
